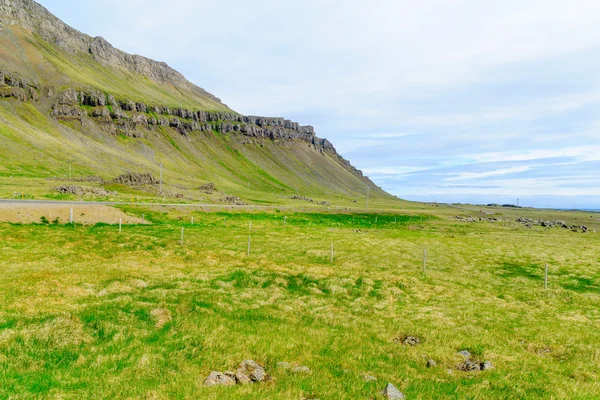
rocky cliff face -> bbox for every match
[0,70,366,179]
[0,0,222,103]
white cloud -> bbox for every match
[444,166,532,182]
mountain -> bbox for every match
[0,0,389,204]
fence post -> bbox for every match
[142,214,145,225]
[191,216,194,225]
[331,243,334,263]
[119,218,122,234]
[247,236,251,256]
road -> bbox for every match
[0,199,281,209]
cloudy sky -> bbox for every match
[42,0,600,208]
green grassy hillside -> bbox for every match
[0,99,389,206]
[0,5,390,206]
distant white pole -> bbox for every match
[544,264,548,290]
[284,216,287,224]
[142,214,145,225]
[423,249,427,273]
[247,236,251,256]
[181,227,184,246]
[191,216,194,225]
[160,163,163,194]
[70,207,73,225]
[119,218,122,234]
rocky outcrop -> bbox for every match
[0,70,39,101]
[46,87,355,161]
[0,0,222,103]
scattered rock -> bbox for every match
[52,185,114,197]
[204,360,269,388]
[216,196,245,205]
[203,371,236,387]
[277,362,291,370]
[113,173,158,186]
[397,335,421,347]
[237,360,269,382]
[198,182,217,194]
[381,383,405,399]
[458,360,481,372]
[287,195,330,206]
[426,359,437,368]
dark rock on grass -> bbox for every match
[481,361,494,371]
[458,360,481,372]
[426,359,437,368]
[381,383,405,399]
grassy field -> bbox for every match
[0,205,598,399]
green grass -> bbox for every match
[0,206,598,398]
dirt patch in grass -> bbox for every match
[0,203,143,225]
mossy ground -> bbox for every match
[0,206,598,399]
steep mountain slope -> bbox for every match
[0,0,389,204]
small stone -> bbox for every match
[426,359,437,368]
[481,361,494,371]
[458,350,471,358]
[381,383,405,399]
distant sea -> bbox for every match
[558,209,600,212]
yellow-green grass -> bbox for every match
[0,206,598,399]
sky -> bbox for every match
[41,0,600,208]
